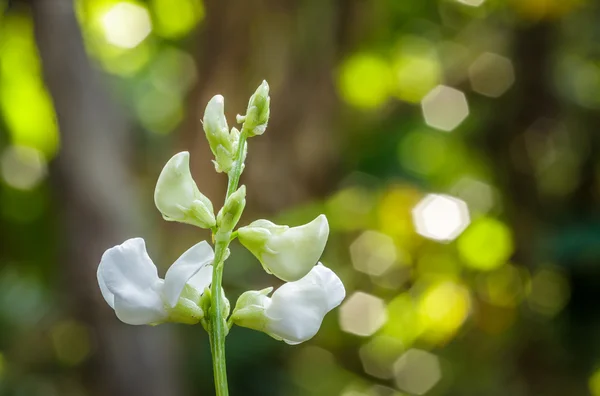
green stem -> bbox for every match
[208,130,248,396]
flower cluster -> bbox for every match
[97,81,345,346]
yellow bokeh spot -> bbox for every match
[377,185,421,250]
[150,0,205,39]
[392,37,441,103]
[477,264,530,307]
[590,367,600,396]
[338,53,393,109]
[0,14,59,159]
[528,267,570,317]
[51,320,92,366]
[458,217,514,271]
[417,281,471,345]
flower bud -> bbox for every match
[203,95,244,173]
[217,185,246,234]
[238,214,329,282]
[154,151,216,229]
[231,264,345,344]
[241,80,270,137]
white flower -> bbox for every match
[154,151,216,229]
[237,214,329,282]
[231,263,345,344]
[97,238,215,325]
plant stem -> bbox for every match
[208,131,248,396]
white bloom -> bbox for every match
[154,151,216,229]
[97,238,214,325]
[238,215,329,282]
[231,263,345,344]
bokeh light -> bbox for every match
[392,37,442,103]
[421,85,469,132]
[350,231,397,276]
[457,217,514,271]
[417,281,471,344]
[450,177,496,215]
[527,267,570,317]
[469,53,515,98]
[393,349,441,395]
[339,292,388,337]
[338,54,393,109]
[412,194,470,242]
[1,146,47,190]
[359,335,405,379]
[150,0,205,39]
[590,367,600,396]
[456,0,486,7]
[101,2,152,49]
[51,320,92,366]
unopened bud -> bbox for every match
[217,185,246,233]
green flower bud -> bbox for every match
[154,152,216,229]
[241,80,270,137]
[230,287,272,332]
[217,185,246,234]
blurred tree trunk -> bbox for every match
[28,1,180,395]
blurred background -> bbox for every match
[0,0,599,395]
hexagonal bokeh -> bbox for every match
[350,231,397,276]
[421,85,469,132]
[393,349,441,395]
[412,194,470,242]
[339,292,387,337]
[359,335,405,379]
[469,52,515,98]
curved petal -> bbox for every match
[265,215,328,281]
[265,264,344,344]
[98,238,166,325]
[99,238,161,297]
[163,241,214,307]
[154,152,215,228]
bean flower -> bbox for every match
[96,81,345,396]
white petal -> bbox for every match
[98,238,167,325]
[154,152,215,228]
[187,265,213,293]
[97,265,114,308]
[163,241,214,307]
[264,263,344,344]
[114,280,167,325]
